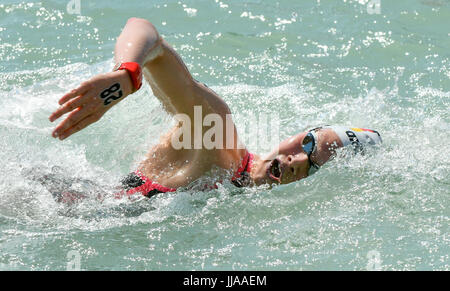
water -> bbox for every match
[0,0,449,270]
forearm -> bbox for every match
[114,18,162,67]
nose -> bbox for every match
[285,154,309,177]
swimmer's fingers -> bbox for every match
[58,114,101,140]
[51,96,105,138]
[49,95,87,123]
[51,106,85,138]
[49,70,133,140]
[58,83,91,105]
[49,81,93,122]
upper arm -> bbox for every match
[143,39,230,118]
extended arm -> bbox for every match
[49,18,230,140]
[117,18,228,117]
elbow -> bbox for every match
[127,17,151,25]
[123,17,162,64]
[126,17,160,39]
[126,18,159,33]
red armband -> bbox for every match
[113,62,142,92]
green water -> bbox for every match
[0,0,448,270]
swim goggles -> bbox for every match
[301,129,321,176]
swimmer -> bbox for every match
[49,18,382,199]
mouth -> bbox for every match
[267,158,282,183]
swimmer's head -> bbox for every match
[249,128,343,186]
[249,126,382,186]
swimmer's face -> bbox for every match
[250,128,342,186]
[252,132,311,185]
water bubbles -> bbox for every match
[184,7,197,18]
[0,0,448,270]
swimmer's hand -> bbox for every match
[49,70,133,140]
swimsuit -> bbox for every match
[119,151,254,198]
[231,152,254,188]
[118,170,177,199]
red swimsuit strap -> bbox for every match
[126,170,177,196]
[121,152,254,199]
[232,151,254,182]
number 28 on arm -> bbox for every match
[48,62,142,140]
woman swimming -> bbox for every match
[48,18,382,199]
